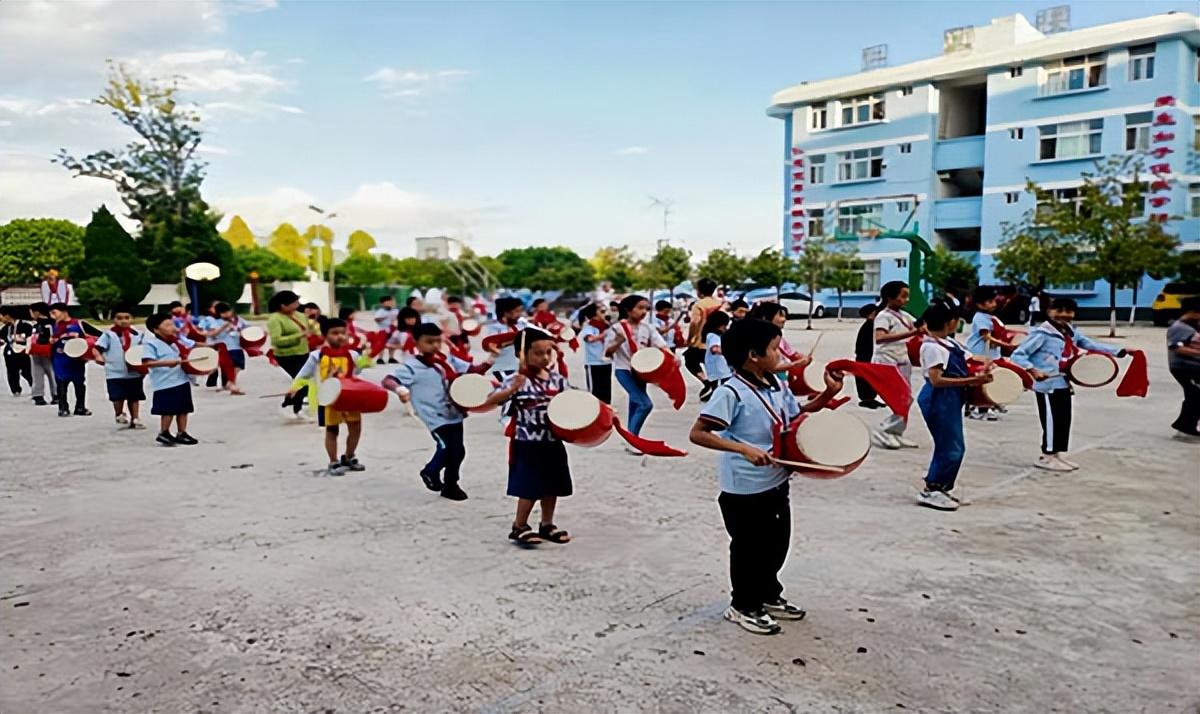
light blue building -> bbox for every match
[768,11,1200,317]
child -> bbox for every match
[374,295,401,364]
[1166,295,1200,439]
[338,306,364,352]
[529,298,559,329]
[650,300,678,344]
[915,302,994,511]
[0,306,32,397]
[288,318,366,476]
[443,296,469,349]
[684,278,724,400]
[871,281,922,449]
[965,287,1016,421]
[205,302,247,395]
[48,303,92,417]
[141,313,198,446]
[605,294,670,441]
[484,329,573,546]
[91,306,147,429]
[748,302,810,378]
[689,318,844,635]
[703,310,733,386]
[577,303,613,404]
[1011,297,1126,472]
[854,303,884,409]
[729,299,750,321]
[484,296,527,379]
[383,323,494,500]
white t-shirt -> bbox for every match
[605,320,668,370]
[872,308,915,365]
[919,338,952,378]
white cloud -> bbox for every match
[616,146,649,156]
[0,152,130,229]
[363,67,471,99]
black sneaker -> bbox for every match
[440,484,468,501]
[58,408,70,417]
[32,397,47,406]
[173,432,199,445]
[376,358,385,365]
[419,470,443,492]
[764,598,807,621]
[340,455,366,472]
[387,358,400,364]
[156,431,177,447]
[74,408,92,416]
[723,606,781,635]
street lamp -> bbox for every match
[308,204,338,313]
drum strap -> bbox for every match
[733,373,785,458]
[620,320,640,354]
[111,326,135,352]
[989,316,1009,342]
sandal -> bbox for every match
[537,524,571,544]
[508,524,542,546]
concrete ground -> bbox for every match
[1,320,1197,713]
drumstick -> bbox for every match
[808,332,823,356]
[772,457,844,473]
[258,392,289,399]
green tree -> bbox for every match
[994,219,1085,291]
[792,238,833,330]
[636,244,691,293]
[304,224,335,277]
[497,246,595,293]
[381,256,457,289]
[823,246,865,320]
[1177,251,1200,284]
[923,245,978,297]
[336,254,389,286]
[221,215,256,250]
[0,218,85,284]
[696,248,748,290]
[234,246,306,282]
[74,205,150,307]
[745,248,791,298]
[268,223,309,267]
[590,246,639,292]
[142,205,244,303]
[76,277,123,319]
[347,229,377,257]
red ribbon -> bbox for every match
[1115,349,1149,398]
[111,325,134,352]
[825,359,912,420]
[613,416,687,457]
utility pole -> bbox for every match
[308,204,338,313]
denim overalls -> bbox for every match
[916,338,968,492]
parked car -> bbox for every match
[1152,282,1200,326]
[777,291,826,318]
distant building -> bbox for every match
[768,11,1200,315]
[415,236,462,261]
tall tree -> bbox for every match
[497,246,595,293]
[696,248,748,291]
[745,248,791,298]
[233,246,306,282]
[823,246,864,320]
[336,254,389,286]
[792,238,833,330]
[269,223,309,267]
[923,245,978,297]
[75,205,150,307]
[637,244,692,294]
[0,219,85,284]
[590,246,640,292]
[347,229,377,257]
[994,218,1084,291]
[221,215,256,250]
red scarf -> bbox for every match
[53,318,80,338]
[1052,322,1079,372]
[620,320,640,354]
[320,344,353,360]
[111,325,135,351]
[419,352,460,384]
[159,332,178,345]
[588,318,609,331]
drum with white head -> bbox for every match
[240,325,267,351]
[62,337,94,360]
[547,390,613,447]
[1067,353,1119,388]
[449,372,498,413]
[182,346,219,375]
[460,318,481,336]
[125,344,149,374]
[630,347,673,383]
[781,409,871,479]
[970,365,1023,407]
[317,376,389,413]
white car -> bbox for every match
[777,291,826,318]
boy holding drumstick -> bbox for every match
[287,319,366,476]
[141,313,198,446]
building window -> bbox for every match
[900,86,913,96]
[1190,184,1200,218]
[1009,66,1023,78]
[1194,115,1200,151]
[1041,52,1106,95]
[1009,127,1024,140]
[899,143,912,154]
[810,104,828,131]
[1004,192,1020,204]
[896,200,911,213]
[809,154,826,184]
[1128,44,1155,81]
[1053,280,1096,291]
[1038,119,1103,160]
[807,208,825,237]
[895,258,908,269]
[840,94,885,126]
[1123,183,1147,216]
[1124,112,1152,152]
[837,147,884,181]
[861,260,881,294]
[838,203,883,234]
[1036,187,1085,219]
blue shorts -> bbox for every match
[507,440,572,499]
[227,349,246,370]
[151,383,194,416]
[106,377,145,403]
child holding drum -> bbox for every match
[48,302,94,417]
[288,319,367,477]
[871,281,922,449]
[1011,297,1126,472]
[577,303,613,405]
[91,306,146,429]
[141,313,199,446]
[605,294,671,442]
[965,287,1017,422]
[484,296,528,379]
[205,302,247,396]
[688,318,843,636]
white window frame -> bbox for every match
[1125,111,1151,152]
[1009,66,1023,78]
[1009,127,1024,140]
[1128,43,1155,82]
[1038,118,1103,160]
[839,94,885,127]
[810,104,828,131]
[861,260,881,294]
[1041,52,1106,96]
[807,208,825,237]
[1004,192,1020,204]
[809,154,826,185]
[837,203,883,234]
[836,147,884,182]
[1190,183,1200,218]
[1036,186,1085,220]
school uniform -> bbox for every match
[1011,321,1121,454]
[704,332,732,385]
[143,335,193,415]
[579,321,612,404]
[917,336,968,492]
[295,347,363,427]
[391,355,473,486]
[28,318,57,402]
[1,320,33,395]
[484,318,528,377]
[966,311,1001,360]
[699,373,800,615]
[499,371,572,500]
[606,319,669,435]
[208,316,247,371]
[1167,318,1200,436]
[872,307,916,436]
[51,320,88,413]
[94,328,146,403]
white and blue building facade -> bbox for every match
[768,12,1200,316]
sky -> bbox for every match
[1,0,1192,260]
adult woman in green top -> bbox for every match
[267,290,316,415]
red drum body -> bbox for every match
[62,336,96,361]
[788,358,827,396]
[181,346,219,375]
[124,345,149,375]
[240,325,267,351]
[629,347,675,384]
[967,362,1024,407]
[461,318,482,337]
[481,331,518,352]
[306,333,324,350]
[29,341,51,358]
[547,390,614,447]
[781,410,871,479]
[317,377,389,413]
[449,372,499,413]
[906,335,922,366]
[1067,352,1119,388]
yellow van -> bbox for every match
[1152,282,1200,326]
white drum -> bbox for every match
[10,341,27,354]
[1067,353,1118,388]
[558,325,577,341]
[183,346,219,375]
[461,318,480,334]
[125,344,147,373]
[978,368,1023,406]
[792,410,871,468]
[62,337,91,359]
[801,358,827,393]
[546,389,613,447]
[240,325,266,345]
[448,372,497,412]
[629,347,667,374]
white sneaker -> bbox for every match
[984,411,999,422]
[763,598,807,621]
[723,606,781,635]
[115,414,129,425]
[1035,455,1073,472]
[966,408,987,421]
[917,490,959,511]
[893,435,920,449]
[872,431,901,449]
[1055,455,1079,470]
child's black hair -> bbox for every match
[495,296,523,316]
[447,295,463,305]
[414,322,443,338]
[880,280,908,301]
[654,300,671,311]
[748,302,786,322]
[29,301,50,316]
[696,278,717,297]
[338,306,355,320]
[167,300,183,310]
[379,294,395,304]
[972,286,997,305]
[1050,296,1078,312]
[920,302,960,332]
[146,313,170,332]
[721,318,781,371]
[729,299,749,311]
[398,306,421,329]
[303,302,320,312]
[405,295,421,308]
[0,306,16,318]
[515,327,555,358]
[321,318,346,335]
[617,294,647,320]
[214,301,232,315]
[532,298,546,309]
[268,291,299,312]
[111,304,135,317]
[49,302,69,314]
[578,303,599,322]
[702,309,731,338]
[858,302,879,319]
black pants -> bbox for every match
[57,376,86,412]
[585,364,613,404]
[854,356,877,402]
[424,423,466,485]
[275,354,309,414]
[1035,388,1072,454]
[4,354,31,394]
[1170,368,1200,435]
[718,482,791,613]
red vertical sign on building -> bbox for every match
[789,147,806,255]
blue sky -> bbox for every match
[0,0,1192,259]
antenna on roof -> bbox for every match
[1035,5,1071,34]
[861,44,888,71]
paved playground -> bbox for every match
[1,321,1196,713]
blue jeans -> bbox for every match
[917,381,965,491]
[615,368,653,435]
